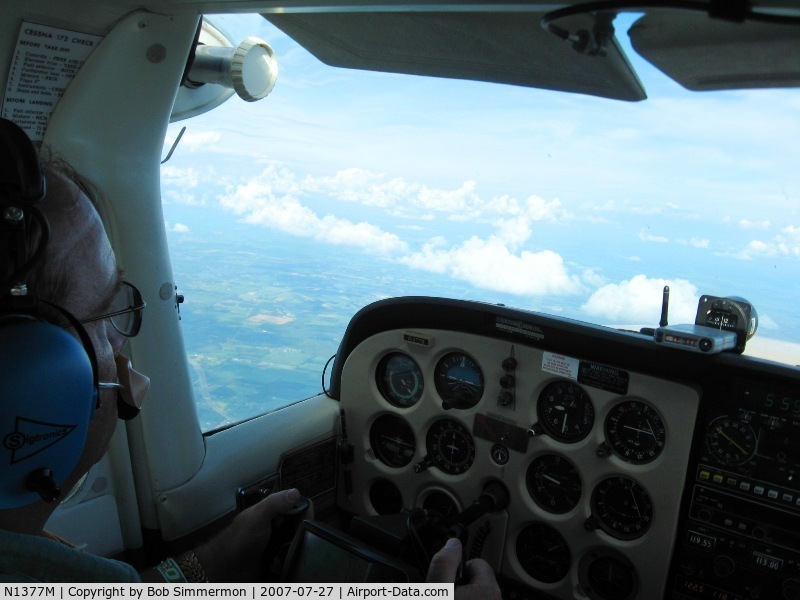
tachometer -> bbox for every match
[604,400,666,464]
[434,352,484,409]
[376,353,424,408]
[425,419,475,475]
[537,380,595,443]
[526,453,582,514]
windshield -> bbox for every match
[162,13,799,432]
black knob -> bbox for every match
[498,391,513,406]
[502,357,517,371]
[784,578,800,600]
[500,374,515,388]
[713,556,735,578]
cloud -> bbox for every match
[739,219,770,230]
[218,166,408,255]
[169,222,190,233]
[676,238,710,248]
[581,275,698,325]
[161,167,208,205]
[638,229,669,243]
[179,130,222,150]
[726,225,800,259]
[302,167,570,222]
[399,236,584,296]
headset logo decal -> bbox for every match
[3,417,76,464]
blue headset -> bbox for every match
[0,118,98,509]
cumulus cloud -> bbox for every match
[161,167,208,205]
[399,236,584,296]
[299,167,570,223]
[162,166,198,186]
[170,222,190,233]
[219,166,407,255]
[727,225,800,259]
[581,275,698,325]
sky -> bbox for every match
[161,11,800,364]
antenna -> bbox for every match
[659,285,669,327]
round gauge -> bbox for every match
[705,416,757,467]
[376,353,424,408]
[434,352,484,409]
[369,479,403,515]
[421,491,460,521]
[516,523,571,583]
[426,419,476,475]
[526,454,582,514]
[537,380,595,443]
[604,400,666,464]
[578,550,638,600]
[369,414,416,468]
[590,476,653,540]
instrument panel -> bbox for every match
[330,297,800,600]
[338,327,700,599]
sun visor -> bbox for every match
[629,12,800,91]
[263,11,646,101]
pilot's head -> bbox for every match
[2,163,148,528]
[27,167,126,484]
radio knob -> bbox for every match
[500,374,515,388]
[498,391,513,406]
[783,578,800,600]
[713,556,736,578]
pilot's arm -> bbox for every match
[141,488,308,582]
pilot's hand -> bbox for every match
[426,538,501,600]
[195,488,312,582]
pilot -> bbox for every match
[0,157,501,597]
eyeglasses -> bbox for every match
[74,281,146,337]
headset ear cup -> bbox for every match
[0,321,96,508]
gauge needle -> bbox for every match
[543,474,561,486]
[562,414,568,434]
[716,427,748,454]
[630,488,641,516]
[624,425,653,437]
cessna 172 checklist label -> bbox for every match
[1,22,102,141]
